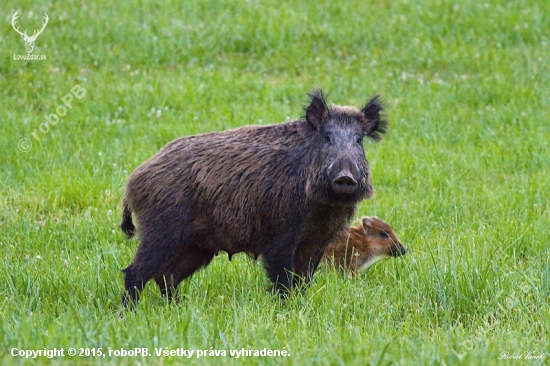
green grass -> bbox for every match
[1,0,549,364]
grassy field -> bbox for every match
[1,0,549,364]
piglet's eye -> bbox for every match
[380,231,389,239]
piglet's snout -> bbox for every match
[389,243,408,257]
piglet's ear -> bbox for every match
[305,89,330,131]
[361,95,388,142]
[362,217,374,233]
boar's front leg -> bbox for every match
[262,233,299,297]
[292,240,327,291]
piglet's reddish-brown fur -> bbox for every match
[322,216,407,275]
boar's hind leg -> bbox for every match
[154,244,215,301]
[122,234,182,307]
[122,260,154,308]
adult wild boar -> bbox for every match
[120,90,387,307]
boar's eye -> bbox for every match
[324,133,332,143]
[356,136,363,144]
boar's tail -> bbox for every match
[120,198,136,238]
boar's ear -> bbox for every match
[304,89,330,131]
[362,217,374,233]
[361,95,388,142]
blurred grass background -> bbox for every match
[1,0,549,364]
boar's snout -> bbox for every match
[332,174,358,194]
[328,151,362,195]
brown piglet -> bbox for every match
[322,216,407,276]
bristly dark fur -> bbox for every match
[120,198,136,238]
[361,95,388,142]
[120,89,388,308]
[303,89,329,130]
